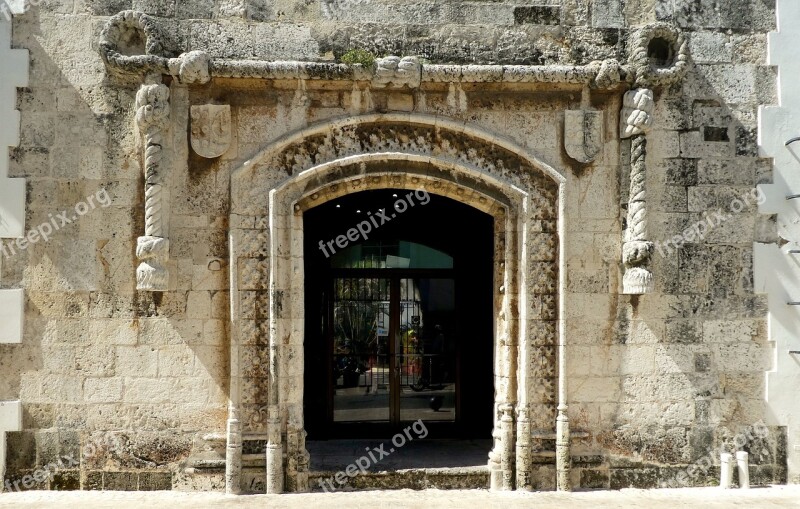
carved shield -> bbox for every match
[564,109,604,164]
[190,104,231,158]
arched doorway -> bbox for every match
[303,189,494,439]
[227,114,564,492]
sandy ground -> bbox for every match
[1,486,799,509]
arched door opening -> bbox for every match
[304,189,494,440]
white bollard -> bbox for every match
[720,452,734,488]
[736,451,750,489]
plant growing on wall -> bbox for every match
[340,48,376,68]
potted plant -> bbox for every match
[336,355,367,388]
[332,279,382,388]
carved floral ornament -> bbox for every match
[98,10,690,294]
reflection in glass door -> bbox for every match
[332,277,391,423]
[330,275,457,425]
[398,278,456,422]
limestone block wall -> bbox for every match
[0,0,787,493]
[566,2,781,489]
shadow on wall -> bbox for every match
[569,42,782,486]
[2,5,231,486]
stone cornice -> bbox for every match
[99,11,690,90]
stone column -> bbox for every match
[620,88,655,294]
[500,404,515,490]
[226,235,243,494]
[225,411,242,494]
[134,80,170,291]
[515,406,531,490]
[555,404,570,491]
[266,192,284,494]
[556,181,570,491]
[489,217,517,491]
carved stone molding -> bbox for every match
[628,23,690,89]
[620,88,655,294]
[373,56,422,88]
[135,82,170,291]
[97,11,688,91]
[99,11,211,84]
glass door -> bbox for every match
[331,277,392,423]
[329,275,457,426]
[398,278,457,423]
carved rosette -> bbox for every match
[620,88,655,294]
[135,82,170,291]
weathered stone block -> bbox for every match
[139,471,173,490]
[513,6,560,25]
[610,467,658,489]
[84,377,123,403]
[52,470,80,490]
[580,468,610,488]
[689,32,733,64]
[104,471,138,491]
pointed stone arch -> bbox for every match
[226,113,567,493]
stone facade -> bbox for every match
[0,0,790,495]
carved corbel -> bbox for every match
[372,56,422,88]
[135,81,171,291]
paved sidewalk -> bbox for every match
[1,486,800,509]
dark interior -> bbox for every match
[303,189,495,439]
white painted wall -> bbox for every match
[756,0,800,485]
[0,8,27,491]
[0,11,27,345]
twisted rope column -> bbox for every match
[135,82,170,291]
[621,88,654,294]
